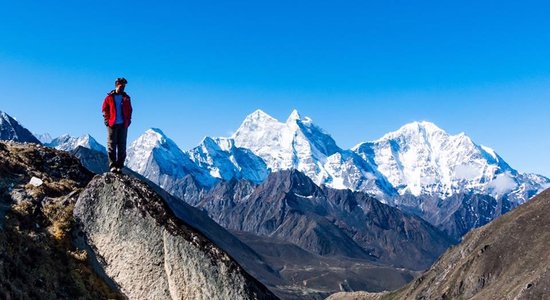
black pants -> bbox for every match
[107,124,128,169]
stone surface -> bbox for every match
[75,173,278,300]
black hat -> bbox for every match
[115,77,128,85]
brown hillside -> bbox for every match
[328,188,550,300]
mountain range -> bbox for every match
[121,109,548,238]
[1,108,549,299]
[183,169,453,270]
[1,108,548,240]
[4,108,546,206]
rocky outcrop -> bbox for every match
[74,173,278,300]
[0,141,279,299]
[328,188,550,300]
[0,141,124,299]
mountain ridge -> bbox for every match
[123,109,548,239]
[327,187,550,299]
[187,169,454,270]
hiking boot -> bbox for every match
[116,168,122,174]
[110,167,117,173]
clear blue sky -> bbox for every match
[0,1,549,176]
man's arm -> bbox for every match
[128,98,133,126]
[101,96,110,126]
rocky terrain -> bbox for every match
[0,141,123,299]
[328,188,550,300]
[0,141,278,299]
[75,173,277,300]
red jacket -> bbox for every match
[102,91,133,128]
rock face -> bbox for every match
[74,173,278,300]
[328,188,550,300]
[189,170,453,271]
[0,111,41,144]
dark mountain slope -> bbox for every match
[328,188,550,300]
[0,111,41,144]
[193,170,454,270]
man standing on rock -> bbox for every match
[102,77,133,174]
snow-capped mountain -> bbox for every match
[119,110,548,240]
[125,110,547,207]
[47,134,107,153]
[353,121,550,203]
[126,128,217,191]
[43,134,109,174]
[187,136,269,183]
[34,132,53,144]
[230,109,395,197]
[0,111,41,144]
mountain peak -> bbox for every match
[353,120,529,199]
[0,111,42,144]
[396,121,446,136]
[245,109,278,123]
[146,127,166,136]
[0,111,9,120]
[374,120,450,146]
[286,109,302,123]
[139,128,171,146]
[128,128,218,187]
[34,132,53,144]
[199,136,222,151]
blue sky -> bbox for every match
[0,1,549,176]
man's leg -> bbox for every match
[116,125,128,169]
[107,125,119,169]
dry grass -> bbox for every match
[42,198,76,241]
[0,141,126,299]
